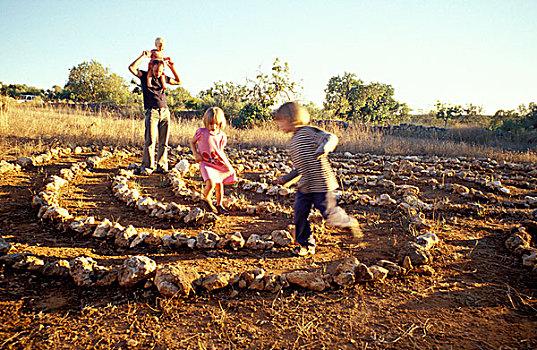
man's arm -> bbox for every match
[166,59,182,85]
[128,51,150,78]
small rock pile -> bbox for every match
[505,221,537,273]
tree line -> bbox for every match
[1,59,535,130]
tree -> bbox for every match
[64,60,130,104]
[198,81,247,118]
[245,58,299,109]
[197,58,301,128]
[167,87,197,111]
[323,72,402,123]
[435,101,464,128]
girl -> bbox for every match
[190,107,237,215]
[147,37,170,89]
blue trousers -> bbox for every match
[293,191,332,247]
[294,190,355,248]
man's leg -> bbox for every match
[141,109,158,171]
[155,109,170,171]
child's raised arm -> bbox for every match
[314,131,339,158]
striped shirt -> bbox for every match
[286,126,339,193]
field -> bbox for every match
[1,105,537,349]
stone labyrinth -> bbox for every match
[1,145,536,299]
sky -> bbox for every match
[1,0,536,114]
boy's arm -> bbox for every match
[314,131,339,157]
[166,59,182,85]
[129,51,150,78]
[274,169,300,186]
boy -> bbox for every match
[273,102,363,256]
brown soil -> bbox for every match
[1,147,536,349]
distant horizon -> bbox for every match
[1,0,535,115]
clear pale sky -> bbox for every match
[1,0,535,114]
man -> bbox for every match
[129,51,181,174]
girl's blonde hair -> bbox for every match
[274,101,310,126]
[203,107,227,129]
[155,37,166,46]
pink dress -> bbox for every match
[194,128,237,184]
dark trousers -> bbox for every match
[294,190,354,248]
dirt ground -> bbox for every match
[1,145,536,350]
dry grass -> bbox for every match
[1,104,536,163]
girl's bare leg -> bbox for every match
[203,179,217,212]
[215,183,224,206]
[215,183,229,215]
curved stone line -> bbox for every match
[0,231,441,298]
[31,154,295,252]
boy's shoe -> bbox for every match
[217,205,229,216]
[292,245,315,256]
[201,200,218,214]
[346,217,364,239]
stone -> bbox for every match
[284,270,326,291]
[69,256,99,287]
[401,241,432,265]
[94,266,118,287]
[240,268,265,289]
[505,233,531,251]
[196,230,220,249]
[154,264,201,297]
[115,225,138,247]
[174,159,190,177]
[522,252,537,267]
[270,230,294,247]
[41,259,70,277]
[376,260,406,276]
[368,265,389,282]
[217,232,245,250]
[92,218,113,238]
[415,265,435,276]
[402,255,413,270]
[118,256,157,287]
[144,231,163,246]
[416,232,440,250]
[0,253,27,267]
[333,257,360,287]
[201,272,239,291]
[355,263,374,281]
[12,255,45,271]
[0,237,11,255]
[245,234,274,250]
[264,274,284,293]
[130,232,149,248]
[16,156,33,167]
[187,238,197,249]
[202,212,221,224]
[184,208,205,224]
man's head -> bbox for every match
[151,60,165,77]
